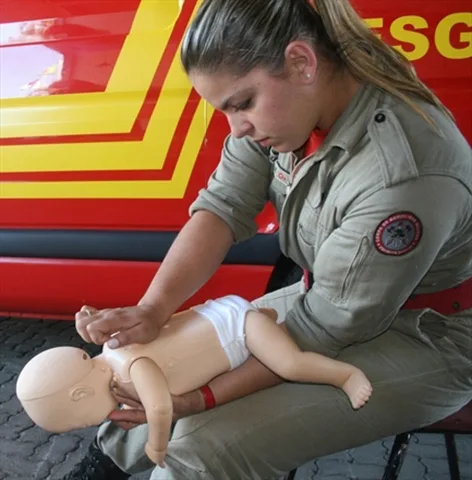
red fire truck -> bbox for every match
[1,0,471,319]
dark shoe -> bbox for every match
[62,439,130,480]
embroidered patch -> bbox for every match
[277,171,288,184]
[374,212,422,256]
[273,161,290,185]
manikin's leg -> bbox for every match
[244,310,372,409]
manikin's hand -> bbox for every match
[75,303,169,348]
[145,442,167,468]
[108,386,205,430]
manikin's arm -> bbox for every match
[244,311,373,409]
[129,358,172,467]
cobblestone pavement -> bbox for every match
[1,316,471,480]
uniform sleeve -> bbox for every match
[285,174,470,358]
[189,134,271,243]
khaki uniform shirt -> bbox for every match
[190,84,472,358]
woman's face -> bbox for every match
[189,65,319,153]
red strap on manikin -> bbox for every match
[303,271,472,315]
[200,385,216,410]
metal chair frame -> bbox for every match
[285,401,472,480]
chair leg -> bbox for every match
[382,432,412,480]
[444,433,461,480]
[286,469,297,480]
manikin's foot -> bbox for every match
[341,370,373,409]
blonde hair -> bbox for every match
[181,0,453,128]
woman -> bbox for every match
[64,0,472,479]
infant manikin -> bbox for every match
[16,295,372,467]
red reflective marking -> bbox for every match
[1,0,199,146]
[0,259,272,318]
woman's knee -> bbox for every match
[158,406,286,480]
[98,422,153,474]
[252,282,302,321]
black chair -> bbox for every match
[382,400,472,480]
[286,469,297,480]
[285,400,472,480]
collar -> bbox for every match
[310,83,385,160]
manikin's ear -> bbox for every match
[284,40,318,83]
[257,308,278,322]
[70,385,95,402]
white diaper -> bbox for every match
[191,295,256,370]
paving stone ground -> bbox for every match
[1,316,471,480]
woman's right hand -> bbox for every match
[75,303,170,348]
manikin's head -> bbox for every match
[16,347,117,433]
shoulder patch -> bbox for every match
[374,212,422,256]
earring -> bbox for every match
[306,73,312,79]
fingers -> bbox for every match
[75,305,161,348]
[75,305,100,343]
[81,305,99,316]
[105,322,159,349]
[108,408,147,426]
[78,308,139,346]
[112,392,144,410]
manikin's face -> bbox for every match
[64,355,117,430]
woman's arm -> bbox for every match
[140,210,234,320]
[79,211,234,347]
[208,355,283,405]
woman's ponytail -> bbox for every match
[182,0,453,130]
[311,0,454,127]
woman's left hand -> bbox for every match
[107,387,146,430]
[108,385,206,430]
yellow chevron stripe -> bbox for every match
[1,101,214,198]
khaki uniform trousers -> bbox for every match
[97,281,472,479]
